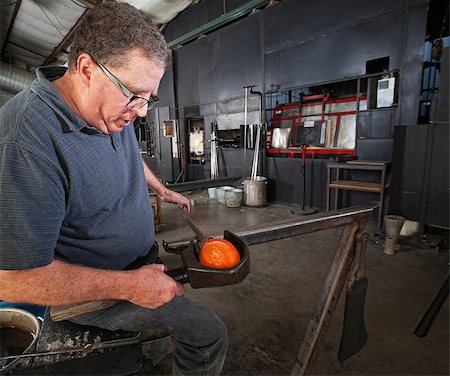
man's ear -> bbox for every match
[76,53,95,87]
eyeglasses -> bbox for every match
[96,61,159,112]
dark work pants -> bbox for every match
[69,296,228,375]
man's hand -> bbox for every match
[129,264,184,308]
[160,189,191,213]
[142,160,191,213]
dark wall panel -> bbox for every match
[174,45,199,108]
[355,139,394,161]
[426,124,449,228]
[370,109,396,138]
[226,0,252,13]
[357,108,398,140]
[265,11,404,90]
[393,124,449,228]
[164,1,212,42]
[264,0,405,53]
[197,15,263,103]
[398,1,429,125]
[157,66,175,108]
[217,147,253,178]
[398,125,428,221]
[266,157,302,205]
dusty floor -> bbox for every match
[156,191,449,376]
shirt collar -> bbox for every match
[31,66,101,134]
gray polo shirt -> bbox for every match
[0,67,155,270]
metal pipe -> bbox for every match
[0,61,35,94]
[243,86,248,177]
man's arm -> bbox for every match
[0,259,183,308]
[142,159,191,212]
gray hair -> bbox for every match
[68,0,172,70]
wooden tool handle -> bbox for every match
[50,300,119,321]
[50,267,190,321]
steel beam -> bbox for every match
[168,0,270,49]
[163,202,379,252]
[238,202,377,245]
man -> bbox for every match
[0,1,227,374]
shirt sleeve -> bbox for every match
[0,142,66,270]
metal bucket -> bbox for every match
[243,176,267,207]
[0,308,41,371]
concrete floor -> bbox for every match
[155,191,449,376]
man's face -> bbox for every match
[87,50,165,135]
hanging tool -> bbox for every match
[338,231,369,362]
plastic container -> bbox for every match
[226,188,243,208]
[217,186,233,204]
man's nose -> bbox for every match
[135,104,148,118]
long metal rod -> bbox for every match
[0,333,143,362]
[244,86,248,177]
[176,206,206,242]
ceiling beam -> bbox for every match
[43,9,89,66]
[43,0,105,66]
[1,0,22,60]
